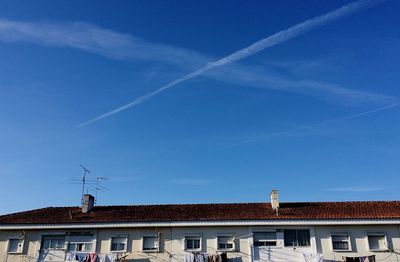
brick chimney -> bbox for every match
[82,194,95,213]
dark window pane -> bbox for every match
[284,230,297,246]
[333,242,349,250]
[297,230,310,247]
[284,230,310,247]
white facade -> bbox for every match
[1,222,400,262]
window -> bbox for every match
[185,236,201,251]
[284,230,310,247]
[253,232,277,247]
[368,235,387,251]
[331,234,351,251]
[110,237,127,252]
[7,239,23,253]
[67,234,94,253]
[68,243,93,252]
[41,236,65,250]
[218,236,235,251]
[142,236,159,252]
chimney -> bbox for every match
[82,194,95,213]
[270,190,279,215]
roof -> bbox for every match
[1,201,400,225]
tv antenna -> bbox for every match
[79,164,91,204]
[95,176,109,205]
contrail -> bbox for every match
[78,0,386,127]
[227,102,400,148]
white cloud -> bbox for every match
[0,0,395,126]
[0,19,208,69]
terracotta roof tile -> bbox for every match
[1,201,400,224]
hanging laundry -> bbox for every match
[195,253,208,262]
[208,253,216,262]
[65,252,76,261]
[97,254,106,262]
[220,252,228,262]
[88,253,97,262]
[303,252,323,262]
[106,253,118,262]
[366,256,376,262]
[185,252,195,262]
[75,253,88,262]
[344,255,376,262]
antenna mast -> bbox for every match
[95,177,107,205]
[79,164,91,204]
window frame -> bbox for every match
[184,235,202,251]
[367,233,387,252]
[142,235,160,253]
[217,235,235,251]
[253,231,278,247]
[40,235,66,250]
[283,229,311,247]
[7,238,24,254]
[331,233,352,252]
[109,236,128,253]
[66,233,95,253]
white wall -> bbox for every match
[1,224,400,262]
[315,224,400,261]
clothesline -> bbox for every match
[65,252,118,262]
[342,255,376,262]
[184,251,228,262]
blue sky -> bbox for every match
[1,0,400,214]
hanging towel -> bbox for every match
[303,252,324,262]
[97,254,106,262]
[106,253,117,262]
[66,252,76,261]
[75,253,87,262]
[184,252,194,262]
[88,253,97,262]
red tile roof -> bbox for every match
[1,201,400,225]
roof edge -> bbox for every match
[2,218,400,230]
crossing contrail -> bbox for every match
[227,102,400,148]
[78,0,386,127]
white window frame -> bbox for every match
[109,236,128,253]
[367,233,387,252]
[331,234,352,252]
[66,233,95,253]
[184,235,202,251]
[67,242,94,252]
[253,231,278,247]
[6,238,24,254]
[217,235,235,251]
[142,235,160,253]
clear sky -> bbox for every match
[1,0,400,215]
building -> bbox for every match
[1,193,400,262]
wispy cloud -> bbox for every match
[227,102,400,148]
[327,186,389,192]
[208,65,397,106]
[0,19,208,69]
[76,0,387,126]
[169,178,211,186]
[0,0,392,127]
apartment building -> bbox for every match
[1,193,400,262]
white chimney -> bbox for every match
[82,194,95,213]
[270,190,279,215]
